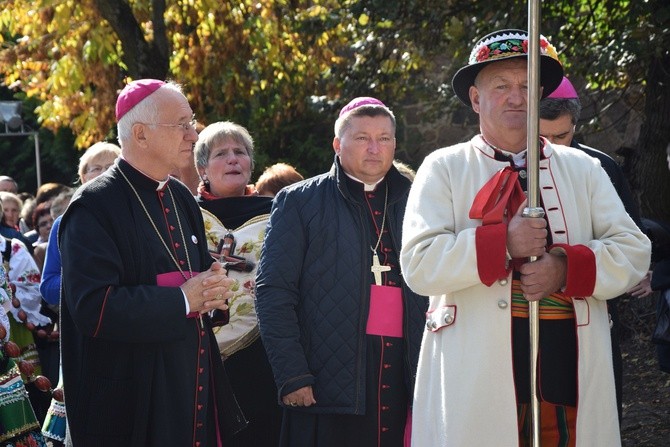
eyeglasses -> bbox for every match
[85,164,115,175]
[139,119,198,132]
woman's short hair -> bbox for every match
[31,201,51,230]
[34,183,70,207]
[392,160,416,182]
[255,163,304,196]
[0,191,23,227]
[77,142,121,182]
[0,191,23,213]
[194,121,255,172]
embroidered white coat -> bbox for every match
[400,135,651,447]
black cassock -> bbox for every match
[60,159,246,447]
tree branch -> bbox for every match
[91,0,169,80]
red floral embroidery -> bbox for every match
[476,45,490,62]
[243,280,254,292]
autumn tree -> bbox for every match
[541,0,670,220]
[0,0,434,180]
[0,0,668,224]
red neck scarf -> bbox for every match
[197,182,259,200]
[469,167,526,225]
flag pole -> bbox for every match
[526,1,543,445]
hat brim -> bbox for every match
[451,55,564,107]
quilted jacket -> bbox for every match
[256,156,427,414]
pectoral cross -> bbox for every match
[371,252,391,286]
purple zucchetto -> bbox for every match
[339,97,387,117]
[115,79,165,121]
[547,76,579,100]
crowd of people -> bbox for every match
[0,26,666,447]
[0,115,304,446]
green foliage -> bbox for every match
[0,0,667,190]
[0,93,79,193]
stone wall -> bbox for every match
[396,88,644,170]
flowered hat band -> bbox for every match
[451,29,564,107]
[469,31,559,65]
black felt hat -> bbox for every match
[451,29,564,107]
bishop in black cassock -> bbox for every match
[59,79,246,447]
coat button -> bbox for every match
[444,313,454,324]
[498,278,508,286]
[519,170,527,179]
[498,299,508,309]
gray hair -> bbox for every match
[0,191,23,211]
[539,97,582,124]
[0,176,18,193]
[333,105,396,139]
[194,121,255,171]
[116,81,185,144]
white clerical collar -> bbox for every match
[344,172,384,191]
[120,156,171,190]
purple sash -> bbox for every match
[366,285,403,337]
[156,271,200,318]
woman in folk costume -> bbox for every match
[400,29,651,446]
[0,203,52,423]
[0,221,49,373]
[195,121,282,446]
[0,263,48,446]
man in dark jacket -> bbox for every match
[59,79,246,446]
[256,97,427,446]
[539,76,643,422]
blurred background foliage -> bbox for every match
[0,0,668,220]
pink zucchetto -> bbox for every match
[115,79,165,121]
[547,76,579,100]
[339,97,387,117]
